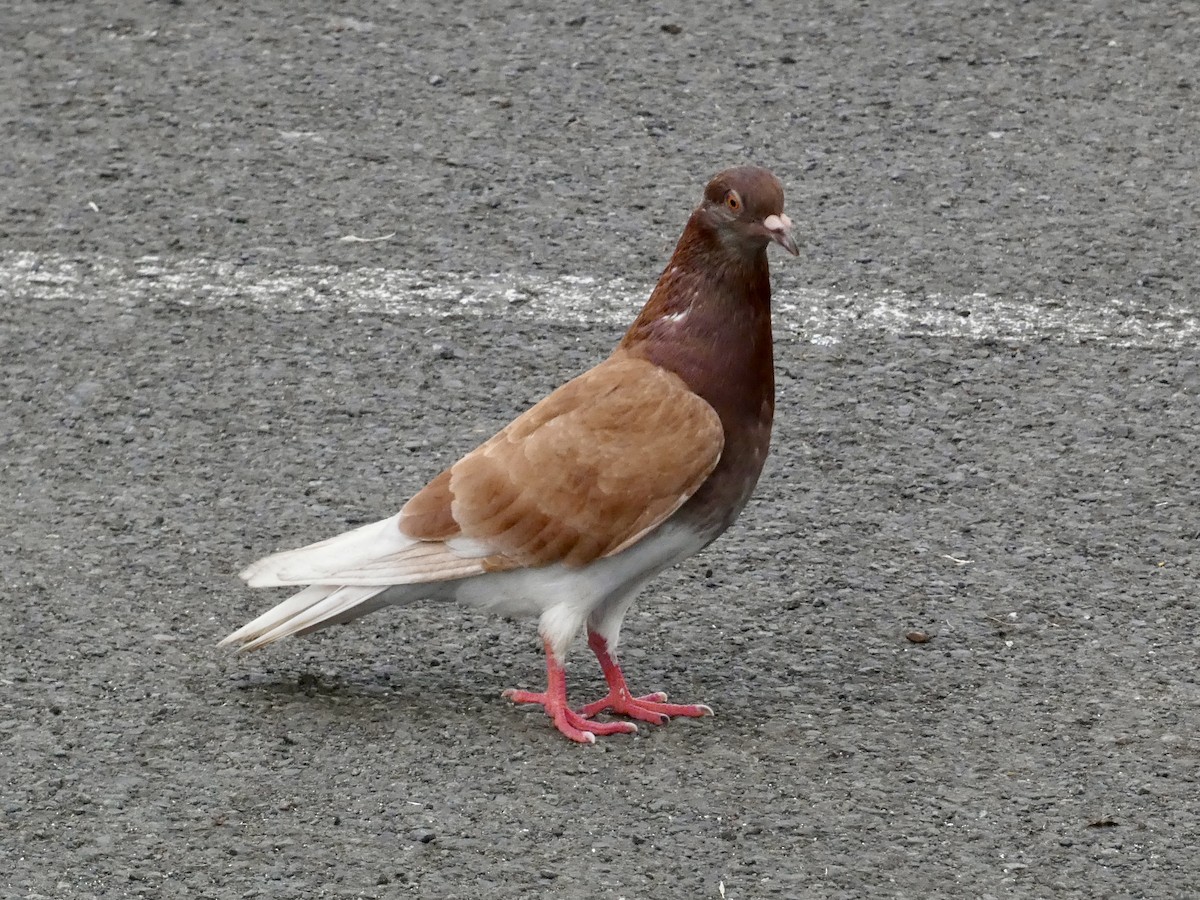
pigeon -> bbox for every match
[222,166,798,743]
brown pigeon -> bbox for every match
[222,166,798,742]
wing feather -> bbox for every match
[399,352,723,570]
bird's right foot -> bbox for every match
[503,687,637,743]
[503,637,639,743]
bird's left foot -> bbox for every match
[583,629,713,725]
[579,687,713,725]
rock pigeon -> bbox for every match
[222,166,798,742]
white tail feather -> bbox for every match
[240,513,413,587]
[221,583,398,651]
[239,513,488,588]
[219,583,334,648]
[237,584,389,651]
[224,513,493,651]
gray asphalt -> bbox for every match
[2,2,1198,899]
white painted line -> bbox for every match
[2,251,1193,348]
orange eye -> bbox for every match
[726,192,742,212]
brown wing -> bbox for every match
[399,352,724,570]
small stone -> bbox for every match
[906,630,931,643]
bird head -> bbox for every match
[697,166,799,258]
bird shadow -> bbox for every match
[228,664,496,711]
[224,664,715,751]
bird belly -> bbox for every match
[450,523,708,656]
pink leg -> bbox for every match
[578,630,714,724]
[502,638,637,743]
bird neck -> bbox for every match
[618,215,775,431]
[631,213,774,325]
[616,216,777,535]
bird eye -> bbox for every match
[725,191,742,212]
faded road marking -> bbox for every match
[2,251,1193,348]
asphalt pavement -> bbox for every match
[2,2,1197,898]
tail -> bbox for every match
[223,512,488,651]
[223,512,430,652]
[219,583,399,651]
[239,513,418,588]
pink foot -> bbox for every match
[503,638,637,744]
[503,686,637,743]
[580,630,714,725]
[578,688,713,724]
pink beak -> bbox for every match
[763,214,798,255]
